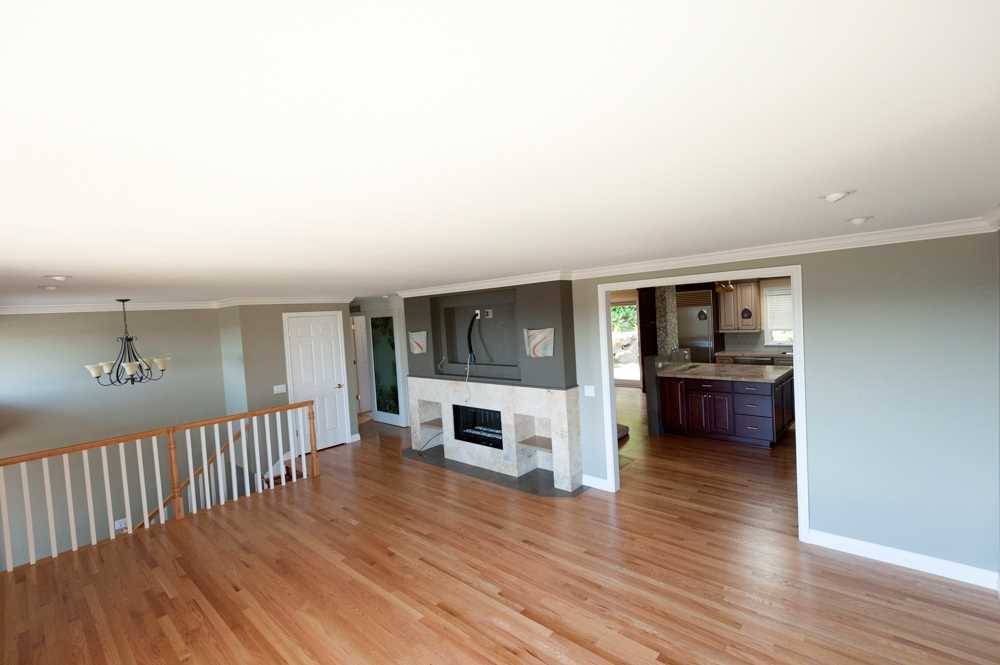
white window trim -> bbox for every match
[762,285,794,347]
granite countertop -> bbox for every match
[655,362,793,384]
[714,350,792,358]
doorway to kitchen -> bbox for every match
[597,265,809,538]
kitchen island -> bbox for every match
[643,360,794,446]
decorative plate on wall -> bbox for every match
[523,328,554,358]
[408,330,427,354]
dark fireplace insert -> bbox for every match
[453,405,503,449]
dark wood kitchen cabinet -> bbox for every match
[661,378,686,433]
[657,373,793,447]
[707,393,733,434]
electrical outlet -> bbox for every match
[583,385,596,397]
[114,517,128,533]
[273,384,287,394]
[482,309,493,319]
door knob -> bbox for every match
[336,383,343,389]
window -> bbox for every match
[763,286,794,346]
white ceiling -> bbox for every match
[2,1,999,307]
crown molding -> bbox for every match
[0,296,355,316]
[394,216,996,297]
[568,216,998,280]
[397,270,572,298]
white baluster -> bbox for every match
[252,416,263,493]
[41,458,58,558]
[240,418,250,497]
[19,462,36,565]
[227,421,238,500]
[214,423,226,504]
[134,440,149,529]
[264,413,274,490]
[62,454,78,551]
[118,443,133,535]
[151,436,166,524]
[184,430,197,514]
[82,449,97,545]
[287,410,297,483]
[0,468,13,572]
[199,426,212,509]
[298,407,309,479]
[100,446,115,540]
[275,411,286,487]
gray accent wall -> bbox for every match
[405,280,577,389]
[572,234,1000,572]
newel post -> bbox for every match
[307,402,320,477]
[167,428,184,519]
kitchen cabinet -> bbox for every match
[661,378,686,433]
[686,392,709,434]
[655,370,794,447]
[737,281,760,330]
[707,393,733,434]
[717,281,760,332]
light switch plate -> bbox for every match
[273,384,287,394]
[583,385,596,397]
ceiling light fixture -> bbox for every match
[84,299,170,386]
[819,190,856,203]
[847,216,874,226]
[38,285,58,291]
[43,275,71,281]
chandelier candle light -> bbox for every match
[84,299,170,386]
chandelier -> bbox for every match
[84,299,170,386]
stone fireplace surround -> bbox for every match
[407,376,583,492]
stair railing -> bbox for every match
[0,400,319,572]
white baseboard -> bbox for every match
[802,529,999,591]
[582,474,616,492]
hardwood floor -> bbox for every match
[3,398,1000,664]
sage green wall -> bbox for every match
[0,309,227,456]
[218,306,248,414]
[572,234,1000,571]
[234,303,359,435]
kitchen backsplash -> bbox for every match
[722,332,792,353]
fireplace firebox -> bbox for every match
[453,405,503,449]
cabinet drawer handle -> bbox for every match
[744,386,757,391]
[745,426,760,431]
[745,404,757,408]
[701,384,713,388]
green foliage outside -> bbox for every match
[611,304,638,333]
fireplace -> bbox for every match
[453,405,503,449]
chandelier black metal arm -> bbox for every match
[86,299,169,387]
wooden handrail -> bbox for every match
[0,427,172,468]
[0,401,314,468]
[172,401,314,432]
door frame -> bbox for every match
[364,300,410,428]
[596,265,811,539]
[281,310,353,449]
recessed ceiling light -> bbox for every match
[43,275,72,281]
[847,216,874,226]
[819,190,856,203]
[38,285,59,291]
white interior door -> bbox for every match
[283,312,350,450]
[352,315,372,413]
